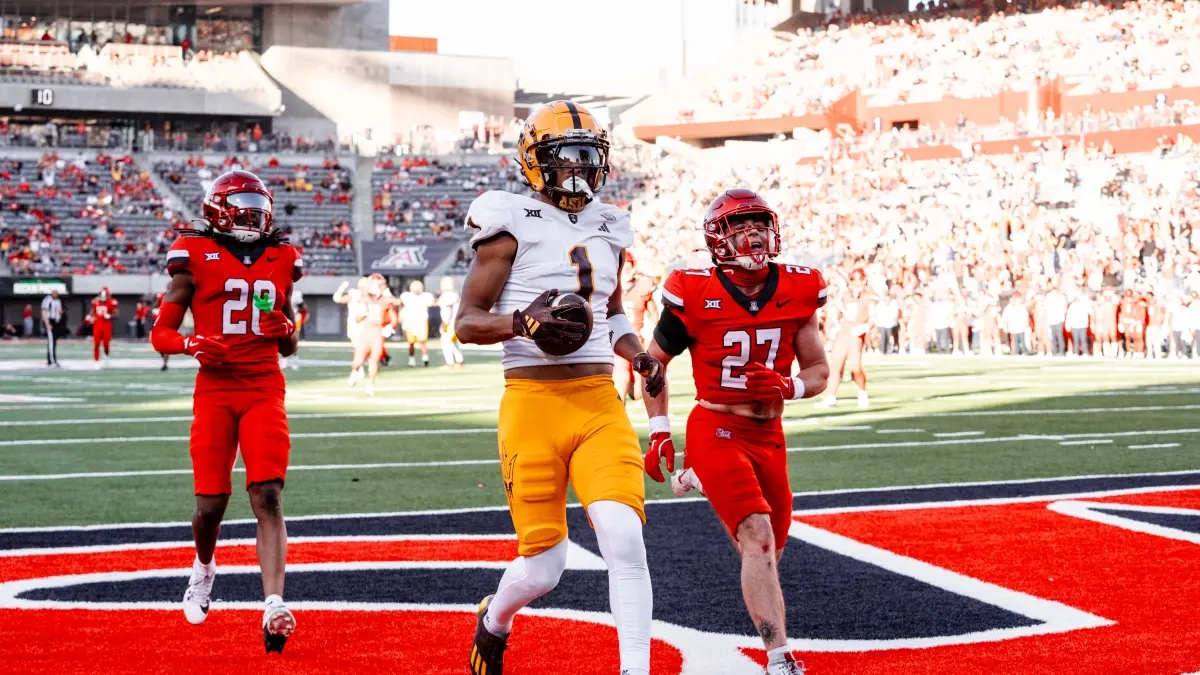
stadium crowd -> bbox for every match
[675,1,1200,123]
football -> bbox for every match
[536,292,593,356]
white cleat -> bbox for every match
[857,392,870,409]
[348,369,362,387]
[182,557,216,625]
[364,381,375,397]
[262,597,296,653]
[814,396,837,409]
[766,653,806,675]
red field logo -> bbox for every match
[2,474,1199,674]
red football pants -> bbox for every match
[685,405,793,549]
[191,388,290,495]
[92,322,112,360]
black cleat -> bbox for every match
[262,604,296,654]
[469,595,507,675]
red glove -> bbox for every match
[743,363,798,400]
[643,430,676,483]
[260,311,296,339]
[183,335,229,367]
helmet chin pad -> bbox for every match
[227,229,262,244]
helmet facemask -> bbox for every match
[209,191,273,244]
[529,133,609,213]
[708,211,780,271]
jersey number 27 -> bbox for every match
[721,328,781,389]
[222,278,276,336]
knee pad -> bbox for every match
[588,500,648,569]
[520,539,568,593]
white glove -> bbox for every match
[382,326,395,338]
[671,468,704,497]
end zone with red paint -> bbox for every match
[1,472,1199,674]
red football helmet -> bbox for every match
[202,170,274,244]
[702,188,780,270]
[98,287,110,300]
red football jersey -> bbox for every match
[91,297,118,325]
[659,263,826,405]
[166,235,303,392]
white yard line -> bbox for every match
[875,428,925,434]
[934,431,985,438]
[4,429,1197,481]
[1128,443,1181,450]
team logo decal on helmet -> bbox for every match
[516,100,610,214]
[202,170,274,244]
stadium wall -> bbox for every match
[632,84,1200,144]
[261,1,390,52]
[0,82,281,118]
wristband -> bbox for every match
[608,312,637,344]
[648,415,671,435]
[790,376,805,400]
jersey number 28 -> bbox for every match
[721,328,781,389]
[222,278,276,336]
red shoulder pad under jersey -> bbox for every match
[165,235,208,276]
[776,263,827,313]
[660,267,714,313]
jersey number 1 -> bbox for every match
[222,278,276,336]
[569,245,593,302]
[721,328,782,389]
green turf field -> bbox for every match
[1,339,1198,528]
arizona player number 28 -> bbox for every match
[223,278,277,336]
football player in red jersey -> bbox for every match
[641,189,829,675]
[150,170,302,653]
[90,287,118,368]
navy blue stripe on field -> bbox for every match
[3,472,1200,552]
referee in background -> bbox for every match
[41,289,63,367]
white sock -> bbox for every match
[589,500,652,675]
[195,555,215,573]
[767,646,793,664]
[265,593,283,607]
[485,539,568,637]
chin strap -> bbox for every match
[721,265,770,287]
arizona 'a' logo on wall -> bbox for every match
[2,474,1200,673]
[371,245,428,271]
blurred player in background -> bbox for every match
[150,170,301,652]
[134,299,150,340]
[437,276,465,368]
[90,287,118,368]
[642,189,827,675]
[337,273,394,395]
[816,267,873,409]
[400,279,434,367]
[280,287,305,371]
[456,100,663,675]
[612,250,659,402]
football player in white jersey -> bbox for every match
[456,100,665,675]
[437,276,465,367]
[398,279,434,367]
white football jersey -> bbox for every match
[438,290,461,328]
[400,291,434,325]
[467,190,633,369]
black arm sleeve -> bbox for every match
[653,306,692,356]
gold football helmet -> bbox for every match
[516,100,610,213]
